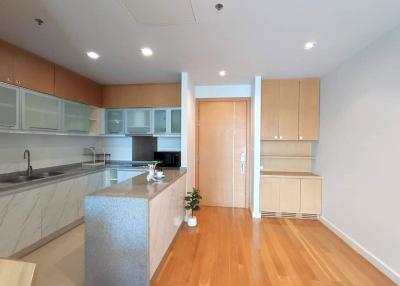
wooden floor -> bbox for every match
[153,206,395,286]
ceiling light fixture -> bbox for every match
[219,70,226,76]
[304,41,317,50]
[141,47,153,57]
[86,51,100,60]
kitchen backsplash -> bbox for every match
[0,133,100,174]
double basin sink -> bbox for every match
[0,171,64,184]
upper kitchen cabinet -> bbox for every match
[170,108,181,134]
[0,82,19,129]
[21,89,62,131]
[125,109,152,134]
[0,40,16,84]
[261,79,299,140]
[279,80,299,140]
[13,48,54,95]
[63,101,90,133]
[299,79,320,140]
[55,66,102,107]
[261,80,280,140]
[261,79,319,141]
[106,109,125,134]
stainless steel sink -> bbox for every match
[37,171,64,177]
[0,175,45,183]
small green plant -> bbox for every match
[185,188,202,217]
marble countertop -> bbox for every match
[87,168,187,200]
[0,162,147,197]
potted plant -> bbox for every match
[185,188,202,227]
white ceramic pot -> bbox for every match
[184,210,191,222]
[187,216,197,227]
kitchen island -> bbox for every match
[84,168,187,286]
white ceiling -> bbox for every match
[0,0,399,85]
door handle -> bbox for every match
[240,152,246,174]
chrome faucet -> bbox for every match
[24,149,32,176]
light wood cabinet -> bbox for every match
[300,179,321,214]
[13,48,54,95]
[260,176,321,215]
[261,80,280,140]
[279,178,300,213]
[261,79,319,141]
[0,40,15,84]
[260,177,280,212]
[299,79,320,140]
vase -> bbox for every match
[187,216,197,227]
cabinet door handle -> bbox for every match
[274,135,278,139]
[279,136,283,139]
[299,135,303,140]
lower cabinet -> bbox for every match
[300,179,322,214]
[260,177,321,215]
[0,171,105,257]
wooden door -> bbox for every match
[300,179,321,214]
[279,178,300,213]
[279,80,299,140]
[260,177,280,212]
[261,80,280,140]
[299,79,320,140]
[197,100,248,208]
[0,40,15,84]
[13,49,54,94]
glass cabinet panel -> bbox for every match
[64,101,90,132]
[171,109,181,134]
[106,109,124,134]
[154,109,167,134]
[0,83,19,128]
[125,109,151,134]
[22,89,61,130]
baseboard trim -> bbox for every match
[320,216,400,285]
[11,218,84,259]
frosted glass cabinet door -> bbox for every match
[106,109,124,134]
[171,109,181,134]
[64,101,90,132]
[125,109,152,134]
[0,83,19,128]
[154,109,167,134]
[22,89,61,130]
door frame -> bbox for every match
[195,98,252,208]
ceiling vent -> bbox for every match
[120,0,196,26]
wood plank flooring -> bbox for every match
[153,206,395,286]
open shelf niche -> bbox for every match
[260,141,316,173]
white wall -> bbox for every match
[0,133,100,174]
[157,137,181,151]
[180,72,196,191]
[315,25,400,284]
[195,84,251,98]
[101,137,132,161]
[251,76,261,218]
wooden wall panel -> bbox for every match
[0,40,15,83]
[13,48,54,95]
[102,83,181,108]
[54,66,102,107]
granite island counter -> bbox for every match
[84,168,187,286]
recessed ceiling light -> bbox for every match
[304,42,317,50]
[141,47,153,57]
[86,51,100,59]
[219,70,226,76]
